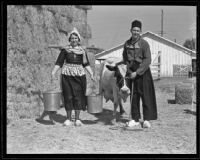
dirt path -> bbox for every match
[7,78,196,154]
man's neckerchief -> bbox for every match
[126,36,141,48]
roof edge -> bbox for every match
[143,31,196,54]
[95,31,196,59]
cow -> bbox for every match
[99,57,130,124]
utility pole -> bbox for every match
[85,10,88,47]
[161,9,164,37]
[157,9,165,37]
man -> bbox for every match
[123,20,157,128]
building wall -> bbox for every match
[144,37,192,77]
[96,35,192,77]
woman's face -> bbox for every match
[69,34,80,47]
[130,27,141,40]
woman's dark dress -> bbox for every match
[55,48,89,111]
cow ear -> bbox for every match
[106,65,116,71]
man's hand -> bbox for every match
[130,72,137,79]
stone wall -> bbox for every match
[7,5,92,121]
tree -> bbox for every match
[183,38,196,50]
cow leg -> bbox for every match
[119,99,125,115]
[111,102,118,125]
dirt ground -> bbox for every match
[7,78,197,154]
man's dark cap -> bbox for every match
[131,20,142,29]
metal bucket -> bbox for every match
[87,94,103,113]
[42,90,61,111]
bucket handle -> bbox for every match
[31,77,53,102]
[31,90,43,102]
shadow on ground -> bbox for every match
[183,109,196,116]
[35,109,129,126]
[89,108,129,125]
[35,111,66,125]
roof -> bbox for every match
[95,44,124,59]
[95,31,196,59]
[142,31,196,56]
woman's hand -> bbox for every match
[85,66,95,81]
[51,72,56,83]
[91,74,96,81]
[51,65,60,81]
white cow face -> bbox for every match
[106,62,130,102]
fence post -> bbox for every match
[158,51,161,79]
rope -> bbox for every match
[129,80,134,121]
[191,80,196,111]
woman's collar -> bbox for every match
[69,45,80,48]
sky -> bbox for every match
[87,6,196,50]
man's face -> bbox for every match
[130,27,141,39]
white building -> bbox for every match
[95,31,196,78]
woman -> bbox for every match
[51,28,94,126]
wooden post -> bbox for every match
[158,51,161,79]
[151,51,161,80]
